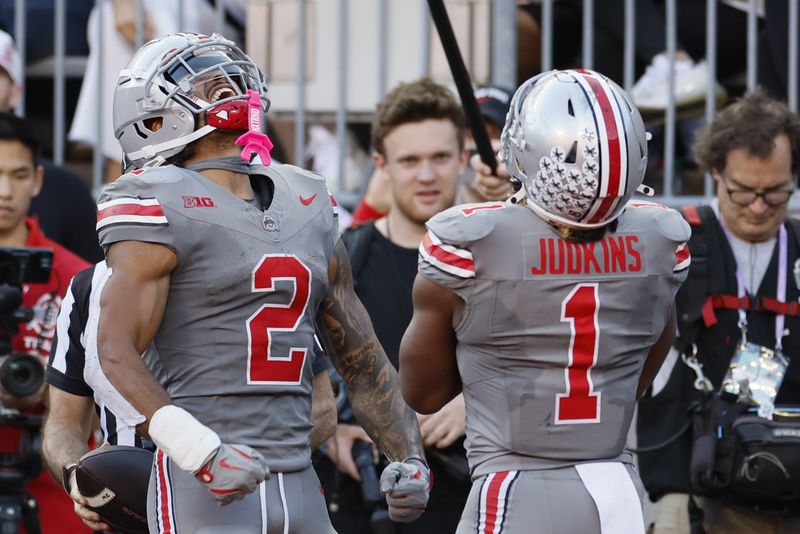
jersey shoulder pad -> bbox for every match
[97,170,176,249]
[624,200,691,242]
[272,163,326,183]
[97,174,169,222]
[98,165,185,203]
[121,165,184,184]
[425,202,507,247]
[266,163,331,207]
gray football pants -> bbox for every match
[456,462,646,534]
[147,450,335,533]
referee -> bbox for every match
[42,260,139,532]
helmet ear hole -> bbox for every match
[565,141,578,164]
[515,156,526,176]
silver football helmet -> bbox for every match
[500,69,648,229]
[113,32,269,168]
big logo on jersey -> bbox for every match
[182,196,216,208]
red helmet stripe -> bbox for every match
[575,70,627,223]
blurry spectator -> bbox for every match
[637,91,800,533]
[471,85,511,141]
[0,1,92,63]
[628,0,751,110]
[759,0,800,105]
[519,0,747,106]
[317,77,470,533]
[69,0,239,184]
[0,112,90,533]
[0,29,21,107]
[459,84,514,203]
[350,83,512,225]
[0,30,101,262]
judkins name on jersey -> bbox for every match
[527,234,644,277]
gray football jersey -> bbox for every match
[419,200,691,477]
[97,163,337,472]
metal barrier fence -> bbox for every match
[10,0,799,207]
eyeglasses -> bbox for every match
[720,175,795,207]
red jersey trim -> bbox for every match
[419,231,475,278]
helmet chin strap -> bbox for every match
[126,124,217,163]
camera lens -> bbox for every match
[0,353,45,397]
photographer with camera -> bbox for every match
[0,112,90,533]
[637,91,800,534]
[315,78,471,533]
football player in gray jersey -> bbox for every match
[42,260,337,532]
[93,33,429,533]
[400,69,691,534]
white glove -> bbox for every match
[379,456,432,522]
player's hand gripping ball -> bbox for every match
[195,443,270,505]
[379,456,432,522]
[74,446,153,534]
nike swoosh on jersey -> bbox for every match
[300,194,317,205]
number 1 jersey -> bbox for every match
[418,201,691,478]
[97,163,338,472]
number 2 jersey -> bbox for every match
[96,162,337,472]
[418,201,691,478]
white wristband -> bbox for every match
[149,405,221,474]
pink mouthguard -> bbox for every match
[235,89,274,165]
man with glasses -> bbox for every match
[637,90,800,534]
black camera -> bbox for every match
[328,369,397,534]
[351,439,394,534]
[0,247,53,534]
[326,370,395,533]
[0,354,45,397]
[0,247,52,399]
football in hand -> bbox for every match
[75,446,153,533]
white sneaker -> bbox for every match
[631,53,726,111]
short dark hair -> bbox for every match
[0,112,41,166]
[371,77,466,155]
[693,89,800,175]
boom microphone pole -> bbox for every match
[426,0,498,175]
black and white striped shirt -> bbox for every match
[46,261,146,447]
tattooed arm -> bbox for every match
[315,240,424,462]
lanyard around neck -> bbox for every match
[722,222,787,352]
